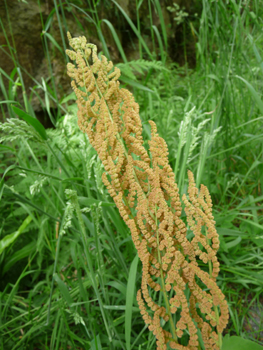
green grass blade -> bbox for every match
[0,164,16,200]
[153,0,168,52]
[43,7,56,32]
[152,25,165,63]
[0,215,32,255]
[120,75,154,93]
[11,105,47,140]
[42,32,64,56]
[101,19,128,63]
[53,273,74,306]
[111,0,153,60]
[234,75,263,114]
[42,78,57,126]
[3,241,35,275]
[247,34,263,74]
[0,100,20,105]
[125,254,139,350]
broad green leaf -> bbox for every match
[0,215,32,255]
[125,254,139,350]
[222,335,263,350]
[11,105,47,140]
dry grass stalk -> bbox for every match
[66,33,229,350]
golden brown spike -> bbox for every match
[66,33,229,349]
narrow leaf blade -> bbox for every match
[11,105,47,140]
[0,215,32,255]
[125,254,139,350]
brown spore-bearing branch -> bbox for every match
[66,33,229,350]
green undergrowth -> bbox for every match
[0,0,263,349]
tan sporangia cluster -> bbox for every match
[66,33,229,350]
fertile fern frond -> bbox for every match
[66,34,229,350]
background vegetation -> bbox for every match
[0,0,263,349]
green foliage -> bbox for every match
[222,336,263,350]
[0,0,263,349]
[0,215,32,255]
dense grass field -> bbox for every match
[0,0,263,349]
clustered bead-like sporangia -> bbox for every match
[66,33,229,350]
